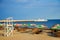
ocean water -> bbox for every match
[14,19,60,28]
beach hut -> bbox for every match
[51,24,60,37]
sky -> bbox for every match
[0,0,60,20]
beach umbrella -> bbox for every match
[51,27,57,30]
[37,25,42,28]
[15,24,23,27]
[57,25,60,29]
[31,24,36,26]
[36,25,43,29]
[0,24,3,27]
[14,24,20,30]
[24,24,28,26]
[30,24,36,28]
[27,24,31,28]
[50,24,60,37]
[15,24,21,27]
[51,24,60,30]
[21,24,28,28]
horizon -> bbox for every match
[0,17,60,20]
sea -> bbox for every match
[14,19,60,28]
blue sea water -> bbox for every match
[14,19,60,28]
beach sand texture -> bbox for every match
[0,30,60,40]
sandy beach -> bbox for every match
[0,30,60,40]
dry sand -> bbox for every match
[0,30,60,40]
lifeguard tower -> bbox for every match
[4,17,14,37]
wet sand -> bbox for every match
[0,30,60,40]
